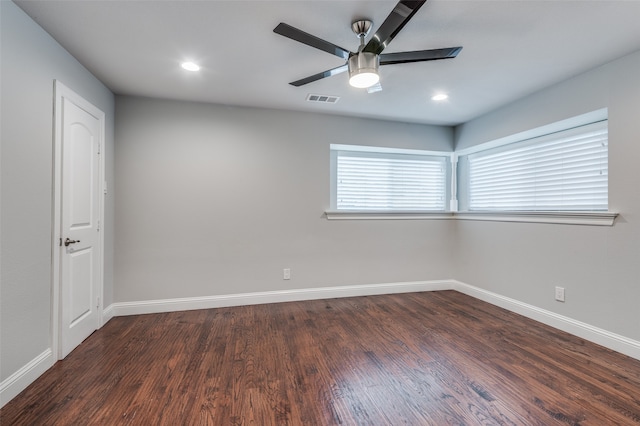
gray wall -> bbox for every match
[0,1,115,382]
[114,97,455,302]
[454,49,640,341]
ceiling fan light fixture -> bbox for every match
[348,52,379,88]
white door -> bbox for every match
[56,82,104,358]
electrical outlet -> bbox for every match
[283,268,291,280]
[555,286,565,302]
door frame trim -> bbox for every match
[52,80,106,360]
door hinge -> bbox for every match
[97,219,100,232]
[59,237,62,247]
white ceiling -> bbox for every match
[15,0,640,126]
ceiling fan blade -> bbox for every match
[274,23,351,60]
[380,47,462,65]
[289,64,349,87]
[363,0,427,55]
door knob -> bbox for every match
[64,238,80,247]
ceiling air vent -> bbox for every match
[306,94,340,104]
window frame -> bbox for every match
[465,121,609,212]
[325,111,618,225]
[327,144,452,218]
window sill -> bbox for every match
[325,210,618,226]
[454,211,618,226]
[324,210,453,221]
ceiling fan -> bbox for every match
[273,0,462,91]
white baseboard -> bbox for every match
[0,349,54,409]
[452,280,640,361]
[110,279,640,360]
[111,280,454,317]
[102,303,115,325]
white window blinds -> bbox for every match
[335,150,447,211]
[468,121,608,211]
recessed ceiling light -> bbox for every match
[181,62,200,72]
[431,93,448,101]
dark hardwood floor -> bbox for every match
[2,290,639,425]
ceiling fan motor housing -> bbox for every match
[348,51,380,88]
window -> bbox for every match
[330,145,449,212]
[464,121,608,212]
